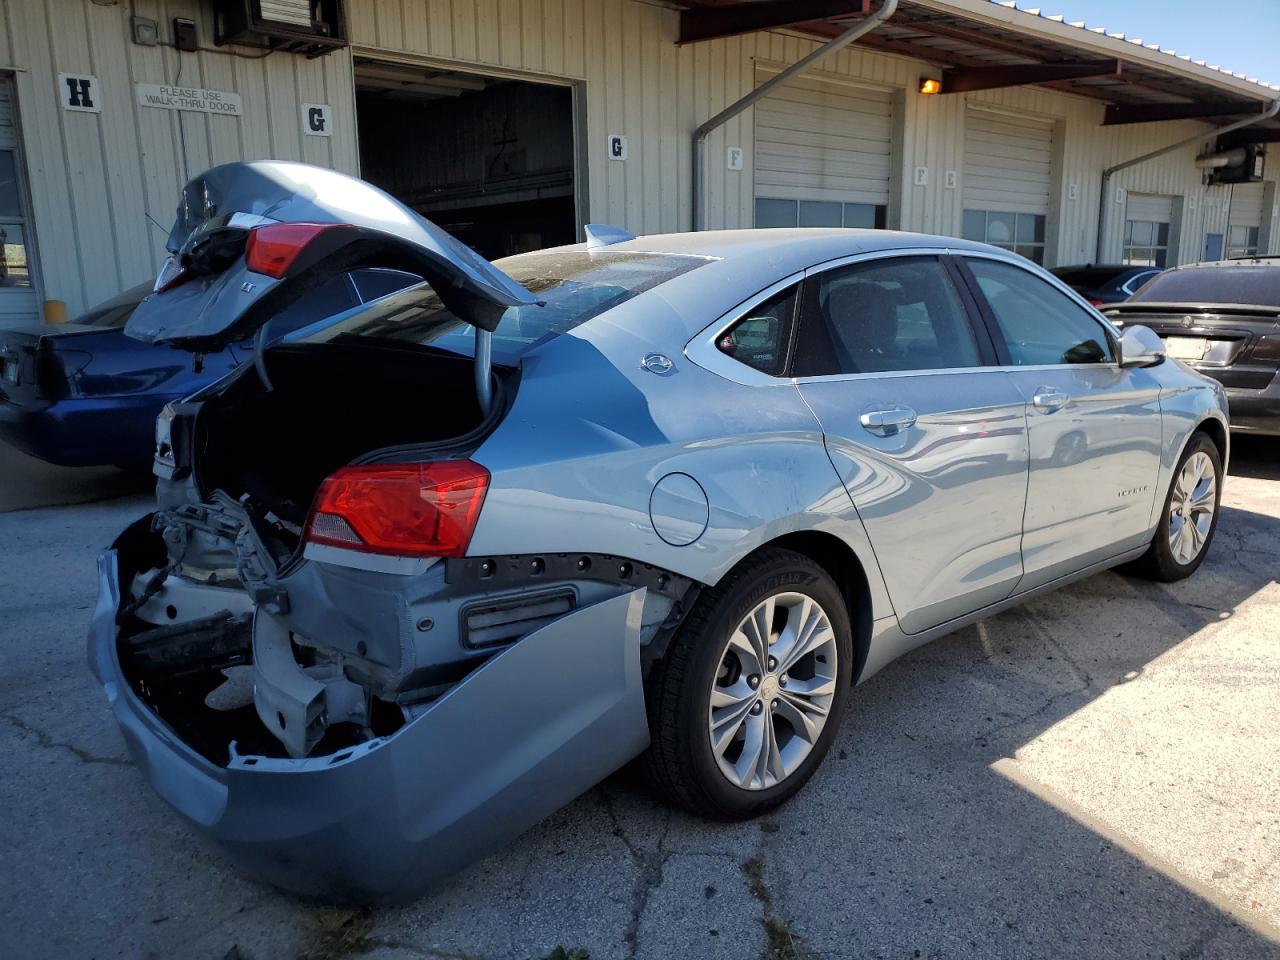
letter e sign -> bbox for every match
[302,103,332,137]
[59,74,101,113]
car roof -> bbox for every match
[568,227,1002,261]
[1163,257,1280,272]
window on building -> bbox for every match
[1203,233,1225,262]
[1227,225,1261,259]
[962,210,1046,265]
[0,85,32,289]
[792,256,983,376]
[755,198,887,230]
[1122,220,1171,268]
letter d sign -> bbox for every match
[302,103,332,137]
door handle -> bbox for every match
[1032,388,1069,413]
[859,405,917,436]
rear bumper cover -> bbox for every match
[1196,368,1280,434]
[89,548,650,903]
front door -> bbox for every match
[958,256,1163,591]
[793,254,1029,635]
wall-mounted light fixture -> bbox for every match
[919,77,942,95]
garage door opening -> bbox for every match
[355,61,578,259]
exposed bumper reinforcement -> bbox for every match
[89,548,650,903]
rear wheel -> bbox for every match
[1125,432,1222,582]
[644,549,853,820]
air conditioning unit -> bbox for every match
[213,0,347,57]
[1208,141,1265,185]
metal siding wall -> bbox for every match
[2,0,357,320]
[9,0,1280,322]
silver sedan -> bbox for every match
[91,162,1228,902]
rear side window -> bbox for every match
[263,274,359,338]
[966,259,1114,365]
[793,256,983,376]
[352,268,419,303]
[716,285,798,375]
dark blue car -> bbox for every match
[0,268,417,469]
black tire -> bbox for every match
[643,548,853,820]
[1123,431,1222,582]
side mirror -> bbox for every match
[1118,324,1165,368]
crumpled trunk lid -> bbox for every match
[125,161,538,353]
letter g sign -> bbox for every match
[302,103,332,137]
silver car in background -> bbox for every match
[91,162,1228,903]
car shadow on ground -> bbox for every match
[390,500,1280,959]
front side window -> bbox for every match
[716,284,798,375]
[793,256,983,377]
[963,210,1046,265]
[966,259,1114,366]
[755,197,887,230]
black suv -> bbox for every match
[1103,258,1280,435]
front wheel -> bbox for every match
[1124,432,1222,582]
[643,549,853,820]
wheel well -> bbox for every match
[763,531,873,683]
[1193,418,1227,465]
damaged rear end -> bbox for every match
[89,162,680,901]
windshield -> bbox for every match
[1129,265,1280,308]
[294,249,713,361]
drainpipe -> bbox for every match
[691,0,898,231]
[1095,99,1280,263]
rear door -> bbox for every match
[792,253,1029,635]
[957,256,1163,591]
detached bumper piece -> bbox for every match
[90,548,650,903]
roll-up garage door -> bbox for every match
[961,108,1054,263]
[753,67,892,229]
[1228,182,1264,257]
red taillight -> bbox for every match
[1087,298,1105,307]
[304,461,490,558]
[153,255,192,293]
[244,222,345,279]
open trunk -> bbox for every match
[190,339,503,546]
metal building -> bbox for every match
[1,0,1277,326]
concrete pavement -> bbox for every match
[0,441,1277,959]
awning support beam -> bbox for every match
[1095,99,1280,262]
[678,0,869,46]
[691,0,898,231]
[940,60,1121,94]
[1104,100,1270,125]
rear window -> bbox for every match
[296,250,712,361]
[1130,266,1280,308]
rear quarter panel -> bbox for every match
[467,292,894,619]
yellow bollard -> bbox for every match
[43,300,68,324]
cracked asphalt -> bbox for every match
[1,439,1278,960]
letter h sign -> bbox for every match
[59,74,102,114]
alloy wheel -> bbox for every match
[1168,450,1216,566]
[707,592,838,790]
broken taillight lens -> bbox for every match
[244,222,346,279]
[304,461,491,558]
